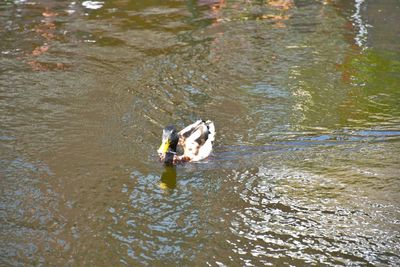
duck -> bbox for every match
[157,120,215,164]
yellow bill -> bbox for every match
[158,139,170,154]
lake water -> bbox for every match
[1,0,399,265]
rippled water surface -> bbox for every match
[1,0,400,266]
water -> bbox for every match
[1,0,399,265]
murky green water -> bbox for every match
[1,0,399,265]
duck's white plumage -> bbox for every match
[178,120,215,162]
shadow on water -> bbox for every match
[159,165,177,190]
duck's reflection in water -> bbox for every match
[159,165,177,190]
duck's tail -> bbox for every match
[205,120,215,142]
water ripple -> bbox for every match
[223,167,400,266]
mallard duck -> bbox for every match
[157,120,215,164]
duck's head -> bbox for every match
[158,125,179,164]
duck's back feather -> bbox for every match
[178,120,215,161]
